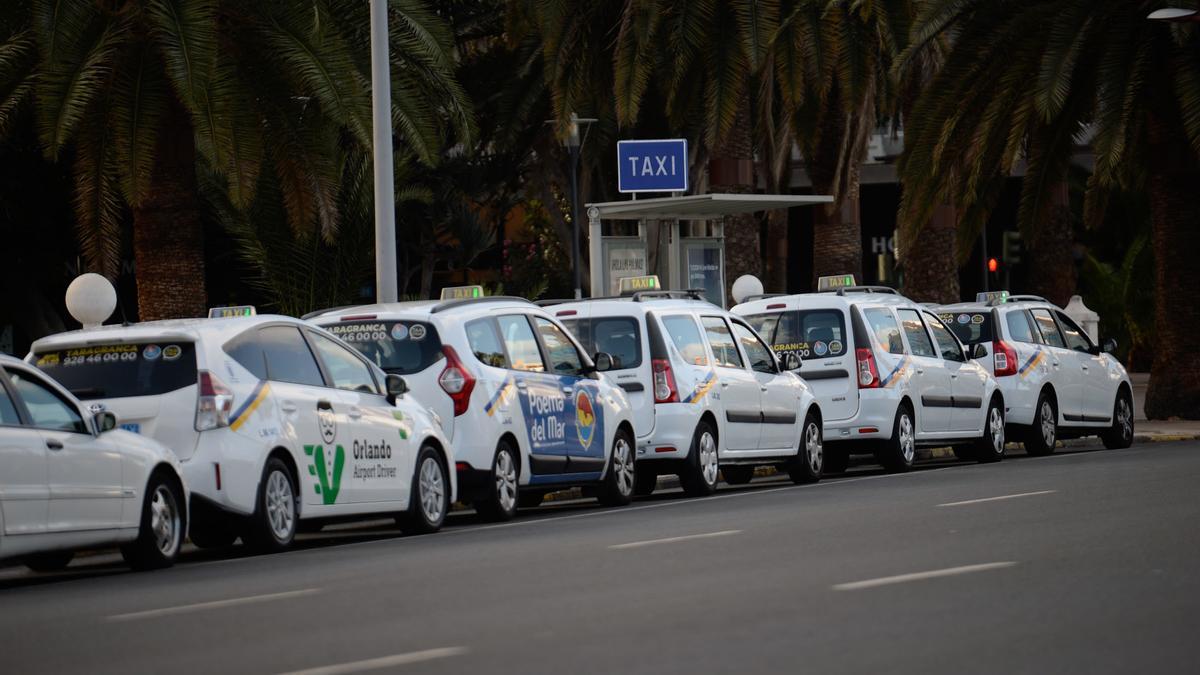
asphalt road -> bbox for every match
[3,441,1199,675]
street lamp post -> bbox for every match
[370,0,398,303]
[562,113,597,299]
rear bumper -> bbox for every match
[824,392,899,444]
[636,402,700,462]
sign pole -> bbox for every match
[370,0,398,303]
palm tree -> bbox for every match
[898,0,1200,419]
[0,0,471,320]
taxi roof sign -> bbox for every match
[208,305,256,319]
[817,274,856,291]
[439,285,485,301]
[975,290,1010,304]
[618,275,661,294]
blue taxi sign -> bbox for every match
[208,305,256,318]
[976,290,1010,303]
[618,275,661,295]
[817,274,857,291]
[617,139,688,193]
[440,285,485,301]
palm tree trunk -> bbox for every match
[806,101,864,286]
[130,105,206,321]
[1026,182,1076,306]
[764,208,789,292]
[710,95,760,302]
[901,202,960,303]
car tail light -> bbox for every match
[439,345,476,416]
[856,348,881,389]
[993,340,1018,376]
[195,371,234,431]
[651,358,679,403]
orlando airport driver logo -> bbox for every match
[307,408,344,505]
[575,389,597,449]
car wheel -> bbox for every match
[121,472,185,570]
[399,445,448,534]
[680,420,720,496]
[598,427,635,506]
[787,411,824,484]
[634,466,658,496]
[1101,390,1135,449]
[518,491,546,508]
[824,447,850,474]
[721,465,754,485]
[876,404,916,473]
[22,551,74,573]
[244,457,298,552]
[475,440,520,522]
[1024,392,1057,456]
[973,398,1006,463]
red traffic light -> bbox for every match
[988,257,999,273]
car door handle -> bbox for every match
[348,407,363,420]
[515,381,527,390]
[317,400,333,411]
[561,386,573,394]
[280,401,298,413]
[916,368,925,375]
[760,385,769,392]
[720,382,730,388]
[950,373,958,379]
[45,439,63,451]
[1081,364,1089,371]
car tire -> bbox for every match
[1025,392,1058,456]
[973,397,1006,463]
[518,491,546,508]
[597,427,635,507]
[787,411,823,484]
[876,404,916,473]
[721,465,754,485]
[399,445,448,534]
[475,440,519,522]
[633,467,658,496]
[680,420,720,496]
[189,518,239,549]
[121,472,185,570]
[824,447,850,474]
[1101,390,1135,449]
[22,551,74,573]
[244,457,299,552]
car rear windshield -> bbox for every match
[560,317,642,369]
[322,321,443,375]
[936,310,993,345]
[32,342,197,400]
[745,310,848,360]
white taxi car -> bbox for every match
[733,278,1006,472]
[307,289,638,521]
[29,309,454,552]
[0,354,186,571]
[935,293,1134,453]
[547,282,824,495]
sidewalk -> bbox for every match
[1127,373,1200,442]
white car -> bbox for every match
[29,311,454,552]
[548,286,824,495]
[935,294,1134,453]
[308,291,638,520]
[733,284,1006,472]
[0,354,187,571]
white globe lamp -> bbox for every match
[65,273,117,329]
[731,275,765,305]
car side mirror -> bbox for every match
[1102,337,1117,354]
[781,352,802,371]
[592,352,614,373]
[385,373,408,404]
[94,411,117,434]
[971,343,988,360]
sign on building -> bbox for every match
[617,139,689,193]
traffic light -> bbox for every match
[988,257,999,273]
[1001,231,1022,264]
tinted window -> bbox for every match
[7,370,87,433]
[749,310,847,360]
[466,318,508,368]
[533,318,584,375]
[938,311,993,345]
[309,332,380,394]
[897,309,937,358]
[1030,309,1066,348]
[322,321,442,375]
[33,342,197,400]
[0,378,21,425]
[1055,311,1092,352]
[661,315,709,366]
[731,323,776,373]
[259,326,325,386]
[926,314,965,362]
[1005,310,1039,344]
[863,308,905,355]
[497,315,545,372]
[562,317,642,370]
[701,316,743,369]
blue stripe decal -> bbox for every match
[880,356,910,388]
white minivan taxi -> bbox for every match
[307,289,638,521]
[29,310,454,552]
[935,293,1134,453]
[547,281,824,495]
[733,279,1006,472]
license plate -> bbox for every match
[120,423,141,433]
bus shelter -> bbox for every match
[585,193,833,306]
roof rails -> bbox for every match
[631,289,710,303]
[430,296,534,314]
[535,296,621,307]
[823,285,898,296]
[1005,294,1050,304]
[742,293,788,303]
[301,305,353,321]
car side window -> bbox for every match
[897,309,938,358]
[731,322,777,374]
[701,316,744,369]
[1055,311,1093,352]
[0,375,23,426]
[863,308,906,355]
[6,370,87,433]
[1005,310,1039,345]
[925,313,966,362]
[308,332,381,394]
[258,325,325,386]
[1030,309,1066,349]
[465,318,508,368]
[661,315,710,366]
[497,315,546,372]
[533,317,585,375]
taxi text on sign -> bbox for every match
[617,139,689,193]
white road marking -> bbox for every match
[938,490,1057,507]
[277,647,468,675]
[609,529,742,550]
[106,588,321,621]
[832,561,1018,591]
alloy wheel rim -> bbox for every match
[419,457,445,523]
[1041,401,1056,446]
[150,485,180,556]
[1118,398,1132,439]
[990,407,1005,453]
[266,470,295,541]
[613,437,634,496]
[899,414,915,463]
[496,450,518,512]
[700,432,718,486]
[805,422,823,473]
